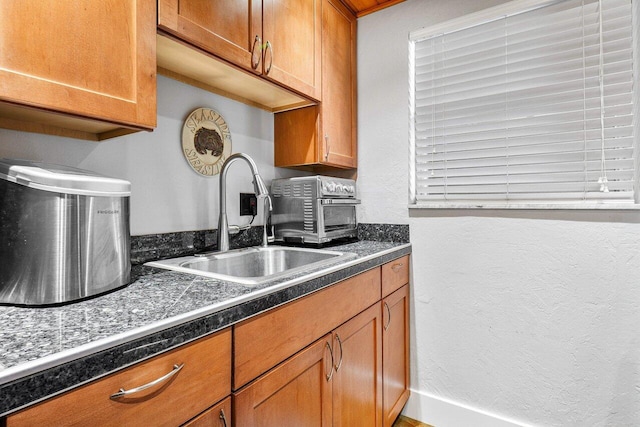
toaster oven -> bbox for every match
[271,176,359,245]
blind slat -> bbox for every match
[410,0,636,205]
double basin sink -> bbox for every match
[145,246,357,286]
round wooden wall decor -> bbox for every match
[182,107,232,176]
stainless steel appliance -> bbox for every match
[271,176,359,245]
[0,159,131,305]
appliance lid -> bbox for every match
[0,159,131,197]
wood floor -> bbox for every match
[393,415,434,427]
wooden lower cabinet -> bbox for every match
[331,304,383,426]
[382,255,410,297]
[6,329,232,427]
[382,285,411,427]
[234,334,333,426]
[234,303,382,426]
[3,258,410,426]
[233,259,410,426]
[183,396,232,427]
[233,268,381,390]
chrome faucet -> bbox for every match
[217,153,273,252]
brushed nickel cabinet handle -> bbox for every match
[324,134,330,161]
[109,363,184,400]
[264,40,273,74]
[391,262,404,272]
[219,408,228,427]
[334,334,343,372]
[251,35,262,70]
[384,302,391,331]
[325,341,335,381]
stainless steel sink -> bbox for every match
[144,246,357,285]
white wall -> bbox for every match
[357,0,640,426]
[0,76,300,236]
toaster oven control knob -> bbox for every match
[323,181,336,193]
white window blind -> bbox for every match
[409,0,638,207]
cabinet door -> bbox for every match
[234,335,333,427]
[332,304,383,427]
[382,285,411,427]
[234,268,381,389]
[0,0,156,130]
[273,0,356,169]
[158,0,262,74]
[320,0,357,168]
[183,396,231,427]
[263,0,322,100]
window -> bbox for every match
[409,0,639,208]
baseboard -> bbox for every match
[403,389,533,427]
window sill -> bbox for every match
[408,202,640,211]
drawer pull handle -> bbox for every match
[324,134,330,161]
[325,341,335,382]
[334,333,343,372]
[391,263,404,272]
[264,40,273,74]
[220,408,228,427]
[109,363,184,400]
[384,302,391,331]
[251,35,262,70]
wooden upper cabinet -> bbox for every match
[320,0,357,168]
[158,0,261,74]
[0,0,156,140]
[158,0,321,101]
[382,255,410,297]
[274,0,356,170]
[262,0,322,100]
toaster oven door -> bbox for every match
[318,199,360,240]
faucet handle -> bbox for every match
[261,195,275,247]
[267,209,275,243]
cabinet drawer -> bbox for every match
[234,267,381,389]
[382,255,410,297]
[7,328,232,427]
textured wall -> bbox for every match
[357,0,640,425]
[0,76,301,236]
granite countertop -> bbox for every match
[0,240,411,417]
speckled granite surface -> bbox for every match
[130,226,264,264]
[358,223,410,243]
[130,223,408,265]
[0,239,410,417]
